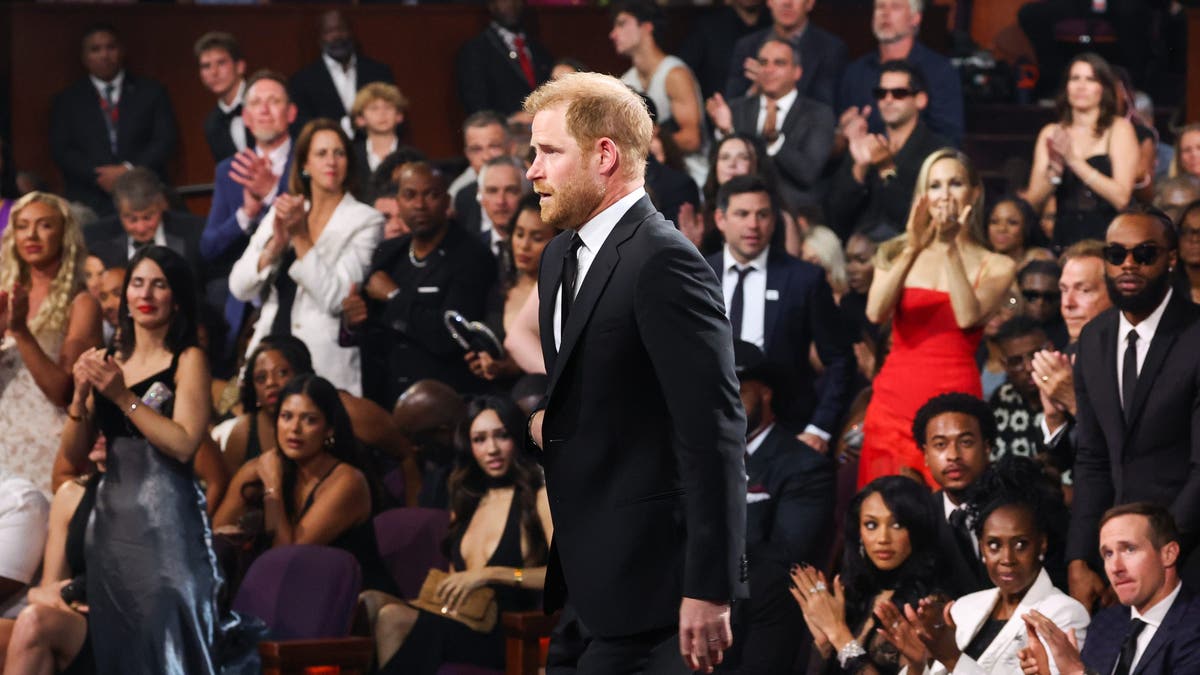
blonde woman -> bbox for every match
[0,192,102,492]
[859,149,1016,489]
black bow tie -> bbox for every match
[221,103,243,122]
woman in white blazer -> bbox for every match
[229,119,382,396]
[892,458,1089,675]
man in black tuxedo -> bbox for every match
[49,24,177,217]
[912,393,994,597]
[195,31,251,165]
[1021,503,1200,675]
[706,38,834,210]
[725,339,834,675]
[455,0,553,118]
[1067,207,1200,611]
[85,167,203,280]
[289,10,394,136]
[525,73,746,673]
[706,174,852,450]
[724,0,846,108]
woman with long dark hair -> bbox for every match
[1025,53,1137,249]
[372,395,552,674]
[59,245,257,673]
[791,476,943,674]
[985,195,1053,269]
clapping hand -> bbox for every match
[230,149,278,219]
[705,94,734,135]
[789,565,847,642]
[677,203,704,249]
[76,347,127,403]
[905,195,936,251]
[839,106,870,140]
[1018,610,1084,675]
[1032,350,1075,418]
[906,597,959,668]
[875,600,929,671]
[8,282,30,334]
[274,193,307,237]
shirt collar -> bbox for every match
[943,492,961,521]
[258,136,292,169]
[760,87,798,117]
[218,79,247,114]
[322,51,357,74]
[722,243,770,274]
[492,22,525,44]
[1132,580,1182,628]
[90,70,125,95]
[746,422,775,456]
[128,222,168,256]
[576,187,646,254]
[1118,287,1172,342]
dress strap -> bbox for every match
[299,461,342,518]
[972,254,990,289]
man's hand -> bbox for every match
[1068,560,1112,611]
[705,93,734,136]
[1032,350,1076,417]
[94,164,129,193]
[1021,610,1087,675]
[677,203,703,249]
[364,271,400,302]
[741,57,762,88]
[342,283,367,327]
[797,432,829,455]
[839,106,870,140]
[230,149,278,220]
[679,597,732,674]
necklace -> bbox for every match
[408,242,428,268]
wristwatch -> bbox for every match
[526,410,541,450]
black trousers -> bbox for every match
[546,604,690,675]
[1017,0,1151,97]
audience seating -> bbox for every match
[232,545,373,675]
[374,507,451,598]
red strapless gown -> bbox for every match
[858,288,983,489]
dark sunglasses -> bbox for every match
[872,87,915,100]
[1021,289,1060,303]
[1102,243,1162,266]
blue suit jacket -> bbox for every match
[200,150,293,273]
[706,246,854,434]
[1081,586,1200,675]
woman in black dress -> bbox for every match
[373,395,553,673]
[59,246,257,674]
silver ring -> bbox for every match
[707,637,721,643]
[814,582,827,592]
[934,622,946,629]
[808,587,819,594]
[1041,375,1049,382]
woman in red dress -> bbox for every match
[859,149,1016,488]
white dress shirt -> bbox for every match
[366,136,398,172]
[90,70,125,105]
[745,422,775,458]
[755,88,797,157]
[125,222,168,260]
[552,187,646,350]
[218,79,248,153]
[1126,580,1182,673]
[235,137,292,232]
[322,52,358,136]
[720,245,769,349]
[1116,288,1172,409]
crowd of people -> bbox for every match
[0,0,1198,673]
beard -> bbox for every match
[536,171,605,230]
[322,38,355,63]
[1105,269,1171,315]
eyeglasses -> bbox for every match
[1021,289,1061,304]
[1102,243,1163,266]
[872,87,915,100]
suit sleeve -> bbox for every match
[228,206,277,302]
[769,455,834,565]
[1066,336,1114,564]
[49,91,98,185]
[771,103,835,194]
[201,164,249,262]
[129,83,177,173]
[805,271,855,434]
[634,238,747,602]
[1170,352,1200,548]
[289,209,383,314]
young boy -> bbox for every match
[351,83,409,182]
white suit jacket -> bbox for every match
[907,569,1090,675]
[230,192,382,395]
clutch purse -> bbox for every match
[408,568,498,633]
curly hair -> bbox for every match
[911,392,997,450]
[238,334,315,413]
[0,192,88,339]
[444,395,547,566]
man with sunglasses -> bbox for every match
[1067,205,1200,613]
[1019,260,1069,349]
[827,60,946,238]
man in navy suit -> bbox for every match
[727,339,834,674]
[201,69,296,374]
[705,174,853,452]
[1020,503,1200,675]
[49,24,176,217]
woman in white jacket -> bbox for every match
[886,458,1089,675]
[229,119,382,396]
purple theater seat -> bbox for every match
[435,665,503,675]
[231,544,362,640]
[382,466,407,506]
[374,507,451,598]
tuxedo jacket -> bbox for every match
[727,93,835,209]
[724,24,848,108]
[289,54,394,129]
[536,195,747,638]
[705,246,854,434]
[49,74,177,215]
[746,425,834,567]
[454,25,553,116]
[203,105,253,165]
[1067,294,1200,564]
[918,569,1089,675]
[87,211,204,278]
[452,181,483,238]
[932,490,991,598]
[1081,587,1200,675]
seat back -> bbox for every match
[232,544,362,640]
[373,507,451,598]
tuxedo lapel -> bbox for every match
[315,63,343,114]
[1124,297,1186,442]
[1133,587,1192,675]
[779,93,804,135]
[1094,313,1126,442]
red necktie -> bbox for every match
[512,35,536,89]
